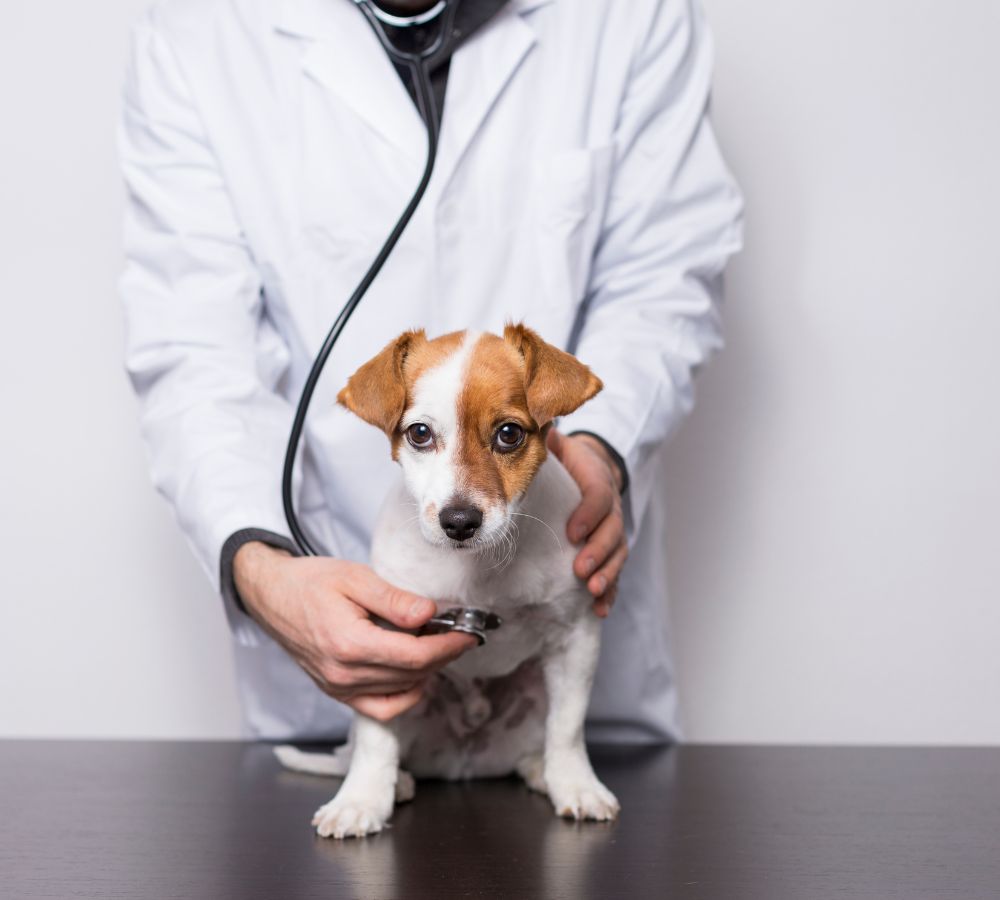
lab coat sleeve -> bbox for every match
[559,0,744,535]
[119,15,295,644]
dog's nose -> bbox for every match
[439,505,483,542]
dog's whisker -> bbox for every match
[488,533,508,571]
[386,513,423,541]
[493,519,520,572]
[481,521,518,572]
[510,512,563,553]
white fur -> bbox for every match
[277,336,618,836]
[397,331,477,545]
[396,331,512,546]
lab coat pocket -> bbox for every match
[533,144,616,315]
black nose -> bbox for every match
[439,505,483,542]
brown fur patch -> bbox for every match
[503,323,603,426]
[339,325,601,496]
[454,328,601,505]
[338,329,467,458]
[402,330,466,385]
[455,333,541,505]
[337,329,425,437]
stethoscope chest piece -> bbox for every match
[421,607,503,645]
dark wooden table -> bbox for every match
[2,741,999,899]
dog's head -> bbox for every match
[337,324,602,549]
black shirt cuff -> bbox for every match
[567,430,630,496]
[219,528,302,615]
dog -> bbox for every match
[275,323,620,838]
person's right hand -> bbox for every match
[233,541,476,721]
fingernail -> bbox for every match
[594,575,608,594]
[581,556,596,576]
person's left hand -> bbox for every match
[546,430,628,618]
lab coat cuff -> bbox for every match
[218,528,302,642]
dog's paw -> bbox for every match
[311,797,391,839]
[547,776,620,822]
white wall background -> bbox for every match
[1,1,997,743]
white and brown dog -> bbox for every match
[276,324,620,838]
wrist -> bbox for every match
[233,541,291,616]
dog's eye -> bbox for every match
[406,423,434,449]
[494,423,525,452]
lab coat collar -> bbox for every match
[274,0,426,162]
[273,0,553,166]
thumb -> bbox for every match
[348,566,437,629]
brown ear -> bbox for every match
[503,323,602,425]
[337,329,426,434]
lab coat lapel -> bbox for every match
[274,0,427,164]
[436,0,551,189]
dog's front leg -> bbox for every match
[541,615,620,821]
[312,715,400,838]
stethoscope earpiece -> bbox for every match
[359,0,448,29]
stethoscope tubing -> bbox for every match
[282,1,454,556]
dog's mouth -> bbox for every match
[430,530,504,553]
[446,536,480,551]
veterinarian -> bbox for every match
[120,0,743,743]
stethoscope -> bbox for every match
[280,0,501,646]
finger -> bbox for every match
[331,662,430,689]
[593,580,619,618]
[347,620,477,670]
[573,510,623,581]
[349,684,426,722]
[343,564,438,629]
[337,680,422,701]
[587,542,628,598]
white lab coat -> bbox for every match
[120,0,743,743]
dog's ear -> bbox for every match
[337,329,426,435]
[503,323,602,425]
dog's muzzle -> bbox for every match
[420,607,503,645]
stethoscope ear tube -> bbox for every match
[281,2,452,556]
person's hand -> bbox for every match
[233,542,476,721]
[546,430,628,618]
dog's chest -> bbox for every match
[376,535,583,678]
[370,455,586,676]
[447,601,560,679]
